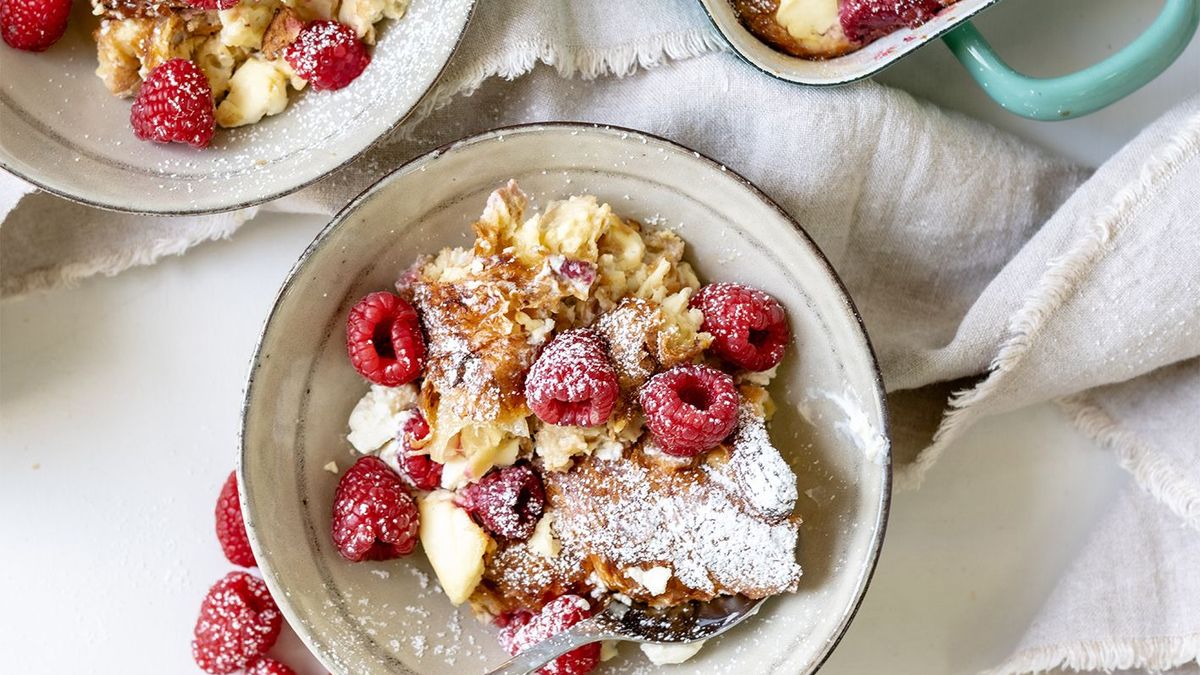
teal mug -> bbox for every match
[942,0,1199,120]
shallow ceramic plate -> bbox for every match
[240,123,891,674]
[0,0,473,214]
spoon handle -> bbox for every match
[486,615,616,675]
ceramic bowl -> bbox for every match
[0,0,473,214]
[240,123,891,674]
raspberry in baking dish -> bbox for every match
[733,0,956,59]
[332,180,803,669]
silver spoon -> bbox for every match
[487,595,765,674]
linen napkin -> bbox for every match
[3,0,1199,672]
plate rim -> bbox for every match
[0,0,478,216]
[239,120,892,674]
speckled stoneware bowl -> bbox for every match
[0,0,473,214]
[240,123,891,674]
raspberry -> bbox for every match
[0,0,70,51]
[129,58,215,148]
[690,282,789,372]
[639,364,739,457]
[346,291,425,387]
[496,609,533,654]
[332,456,419,562]
[215,471,256,568]
[283,20,370,91]
[182,0,238,9]
[840,0,944,42]
[191,572,282,674]
[525,329,619,427]
[455,464,545,541]
[395,409,442,491]
[245,658,296,675]
[503,595,600,675]
[550,257,597,291]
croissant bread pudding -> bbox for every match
[329,181,803,671]
[81,0,405,147]
[734,0,957,59]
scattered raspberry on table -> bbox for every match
[191,572,283,674]
[244,657,296,675]
[215,471,257,568]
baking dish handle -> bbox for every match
[941,0,1199,120]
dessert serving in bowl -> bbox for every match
[240,123,890,674]
[0,0,473,213]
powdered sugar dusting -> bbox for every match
[705,406,798,522]
[550,450,801,598]
[596,298,659,387]
[797,390,889,466]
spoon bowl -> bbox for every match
[488,596,766,675]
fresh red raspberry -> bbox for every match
[503,595,600,675]
[0,0,70,52]
[455,464,545,541]
[332,456,419,562]
[244,658,296,675]
[395,409,442,491]
[191,572,282,674]
[182,0,238,9]
[840,0,944,42]
[346,291,425,387]
[550,257,597,290]
[691,282,789,372]
[215,471,256,568]
[496,609,533,653]
[525,329,618,427]
[129,58,215,148]
[283,20,370,91]
[639,364,739,457]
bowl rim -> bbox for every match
[0,0,477,216]
[239,120,892,674]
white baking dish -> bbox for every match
[696,0,1199,120]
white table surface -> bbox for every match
[1,1,1195,672]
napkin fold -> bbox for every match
[3,0,1198,672]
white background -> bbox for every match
[1,0,1196,672]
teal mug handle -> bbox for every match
[941,0,1199,120]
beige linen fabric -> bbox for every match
[3,0,1199,671]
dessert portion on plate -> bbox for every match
[92,0,401,146]
[733,0,956,58]
[329,181,803,671]
[0,0,407,147]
